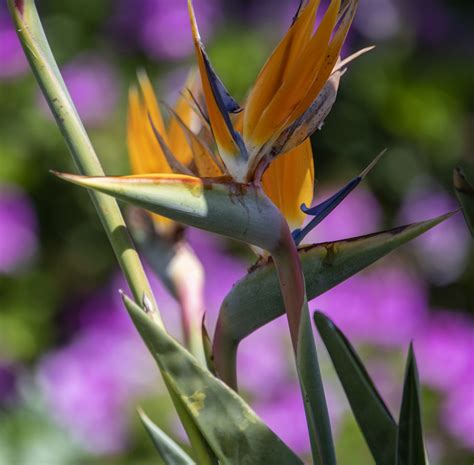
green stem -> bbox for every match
[271,224,336,465]
[8,0,161,326]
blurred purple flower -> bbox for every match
[414,311,474,393]
[398,180,471,285]
[112,0,220,60]
[38,275,160,455]
[408,0,455,45]
[313,265,428,347]
[254,382,346,454]
[254,387,310,454]
[237,318,290,398]
[304,187,383,244]
[0,9,28,79]
[353,0,401,41]
[38,54,119,127]
[186,228,247,330]
[442,382,474,450]
[0,184,38,274]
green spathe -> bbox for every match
[53,172,284,251]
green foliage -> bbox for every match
[213,213,453,388]
[397,345,428,465]
[122,294,303,465]
[138,409,196,465]
[314,312,397,465]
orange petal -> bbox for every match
[167,71,199,166]
[290,0,359,121]
[243,0,320,144]
[167,104,224,177]
[188,0,246,180]
[251,0,341,149]
[262,138,314,229]
[127,77,175,232]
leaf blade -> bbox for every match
[123,294,303,465]
[213,213,454,389]
[397,345,428,465]
[314,312,397,465]
[138,409,196,465]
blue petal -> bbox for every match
[202,51,248,160]
[292,177,362,245]
[293,150,387,245]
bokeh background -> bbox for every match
[0,0,473,464]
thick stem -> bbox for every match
[271,223,336,465]
[271,228,306,352]
[8,0,161,325]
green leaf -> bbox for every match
[298,298,336,465]
[53,172,284,251]
[397,344,428,465]
[213,213,454,388]
[122,294,303,465]
[138,409,196,465]
[453,166,474,236]
[314,312,397,465]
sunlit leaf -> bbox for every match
[314,312,397,465]
[138,409,196,465]
[122,294,303,465]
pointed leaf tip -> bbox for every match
[397,343,428,465]
[138,409,196,465]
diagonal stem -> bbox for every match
[271,223,337,465]
[8,0,161,326]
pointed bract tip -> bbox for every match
[359,148,387,179]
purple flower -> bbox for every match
[414,311,474,393]
[186,229,248,330]
[112,0,220,60]
[254,382,346,454]
[0,184,38,274]
[313,265,428,347]
[353,0,402,40]
[398,180,471,285]
[38,275,159,455]
[0,8,28,79]
[254,387,310,454]
[304,187,383,244]
[442,382,474,450]
[237,318,289,398]
[38,54,119,127]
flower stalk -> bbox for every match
[7,0,161,325]
[270,219,336,465]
